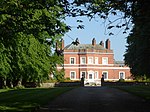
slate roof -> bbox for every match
[64,44,106,50]
[114,61,125,66]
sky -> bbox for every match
[63,16,131,61]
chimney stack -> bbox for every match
[106,39,110,49]
[99,41,104,47]
[92,38,96,46]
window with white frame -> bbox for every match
[119,72,125,79]
[95,57,99,64]
[102,57,108,65]
[70,71,76,79]
[70,57,76,64]
[80,57,86,64]
[89,74,93,79]
[102,71,108,79]
[95,71,98,79]
[80,71,86,79]
[88,57,93,64]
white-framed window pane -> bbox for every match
[80,57,86,64]
[89,74,92,79]
[95,57,98,64]
[102,57,108,65]
[102,72,108,79]
[71,58,74,64]
[70,57,75,64]
[88,57,93,64]
[95,71,98,79]
[119,72,125,79]
[70,72,76,79]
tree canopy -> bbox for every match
[0,0,68,87]
[124,1,150,78]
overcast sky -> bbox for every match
[63,16,131,61]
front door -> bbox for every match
[88,73,94,82]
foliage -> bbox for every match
[0,0,68,87]
[134,76,150,82]
[118,78,125,82]
[63,0,136,35]
[124,1,150,77]
[53,69,65,82]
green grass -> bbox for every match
[0,87,73,112]
[112,86,150,100]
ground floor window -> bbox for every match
[81,71,86,79]
[119,72,125,79]
[88,71,94,80]
[102,71,108,79]
[70,71,76,79]
[95,71,98,79]
[89,74,93,79]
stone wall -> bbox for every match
[40,82,81,88]
[54,82,81,87]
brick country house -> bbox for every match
[57,38,132,84]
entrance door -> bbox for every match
[88,73,94,82]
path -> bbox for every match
[37,86,150,112]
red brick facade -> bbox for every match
[57,38,132,84]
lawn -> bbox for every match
[0,87,73,112]
[113,86,150,100]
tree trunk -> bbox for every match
[10,81,13,88]
[17,77,22,87]
[3,77,7,88]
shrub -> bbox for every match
[14,85,25,89]
[118,79,125,82]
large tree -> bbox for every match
[124,1,150,77]
[0,0,68,87]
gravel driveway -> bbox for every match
[37,86,150,112]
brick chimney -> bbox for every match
[106,39,110,49]
[92,38,96,46]
[99,41,104,47]
[61,39,64,50]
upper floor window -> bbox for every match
[95,57,98,64]
[88,57,93,64]
[80,57,86,64]
[119,72,125,79]
[70,71,76,79]
[102,57,108,65]
[70,57,76,64]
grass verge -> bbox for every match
[0,87,73,112]
[112,86,150,101]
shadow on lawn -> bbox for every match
[0,88,72,112]
[0,88,45,112]
[0,102,37,112]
